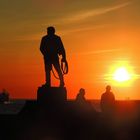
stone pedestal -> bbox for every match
[37,86,67,105]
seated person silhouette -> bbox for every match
[100,85,115,114]
[0,89,9,103]
[76,88,96,112]
[76,88,86,103]
[40,26,67,87]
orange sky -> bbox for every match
[0,0,140,99]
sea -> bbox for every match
[1,99,140,115]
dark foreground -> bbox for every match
[1,100,140,140]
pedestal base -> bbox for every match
[37,86,67,105]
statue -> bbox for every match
[40,26,67,87]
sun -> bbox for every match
[104,61,139,86]
[102,60,140,98]
[113,67,131,82]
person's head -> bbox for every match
[79,88,85,96]
[47,26,55,35]
[106,85,111,92]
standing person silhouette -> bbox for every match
[40,26,66,87]
[100,85,115,115]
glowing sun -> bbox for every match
[104,61,139,86]
[113,67,131,82]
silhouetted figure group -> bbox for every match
[40,26,116,115]
[40,26,67,87]
[75,86,115,115]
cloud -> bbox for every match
[77,49,121,55]
[57,2,131,24]
[16,2,131,41]
[60,24,109,35]
[41,2,131,35]
[14,34,42,41]
[16,23,109,41]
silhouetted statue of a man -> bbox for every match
[40,26,66,87]
[100,85,115,115]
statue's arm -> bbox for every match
[59,37,66,61]
[40,37,45,55]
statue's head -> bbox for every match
[47,26,55,35]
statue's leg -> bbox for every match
[44,59,52,86]
[53,61,64,87]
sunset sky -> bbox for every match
[0,0,140,99]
